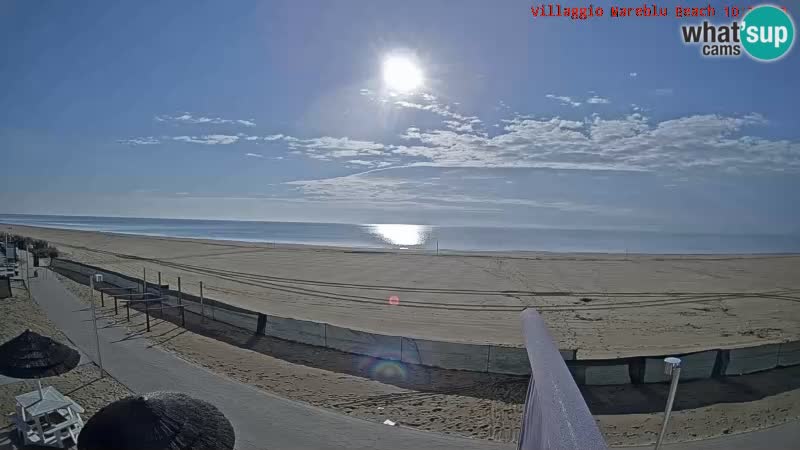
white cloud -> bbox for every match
[173,134,239,145]
[545,94,582,108]
[156,113,256,127]
[245,152,264,158]
[385,112,798,173]
[586,96,611,104]
[654,88,674,96]
[629,72,638,78]
[127,99,798,176]
[346,160,375,166]
[117,137,160,145]
[285,136,387,160]
[285,168,635,215]
[394,99,471,122]
[363,91,482,134]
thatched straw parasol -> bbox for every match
[78,391,235,450]
[0,329,80,397]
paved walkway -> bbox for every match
[29,275,511,450]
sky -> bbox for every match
[1,0,799,233]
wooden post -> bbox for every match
[143,268,147,294]
[145,301,150,332]
[200,281,205,320]
[158,270,164,312]
[158,272,164,316]
[114,296,118,315]
[100,290,104,307]
[181,306,185,327]
[126,302,130,322]
[256,313,267,335]
[177,277,182,306]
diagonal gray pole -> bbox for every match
[654,357,682,450]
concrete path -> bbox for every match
[29,275,511,450]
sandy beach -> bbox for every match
[50,269,800,446]
[6,223,800,359]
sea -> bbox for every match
[1,214,798,254]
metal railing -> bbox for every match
[517,309,607,450]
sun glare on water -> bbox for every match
[382,55,423,93]
[368,224,431,247]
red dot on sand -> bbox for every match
[388,295,400,305]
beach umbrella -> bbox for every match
[78,391,235,450]
[0,329,80,398]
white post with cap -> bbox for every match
[654,356,682,450]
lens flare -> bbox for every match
[359,357,409,381]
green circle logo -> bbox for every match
[741,5,795,62]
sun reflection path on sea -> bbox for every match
[367,224,432,247]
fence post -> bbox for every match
[181,306,185,327]
[257,313,267,335]
[177,277,182,306]
[200,281,205,320]
[126,302,130,322]
[145,301,150,332]
[114,296,118,315]
[143,267,147,294]
[100,290,104,307]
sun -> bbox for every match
[382,56,423,93]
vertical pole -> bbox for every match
[100,290,105,307]
[126,302,130,322]
[200,281,205,320]
[143,267,147,295]
[145,301,150,332]
[25,246,31,300]
[436,239,439,255]
[158,272,163,316]
[114,296,118,315]
[181,306,185,327]
[655,357,682,450]
[177,277,182,306]
[90,275,104,378]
